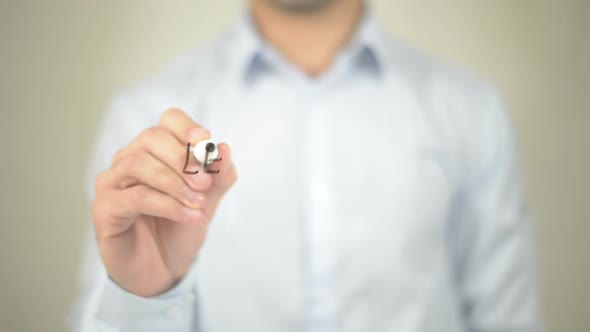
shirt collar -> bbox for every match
[344,6,385,77]
[229,3,387,84]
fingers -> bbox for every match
[111,126,213,192]
[110,151,207,209]
[92,184,206,238]
[158,108,210,145]
[94,107,237,232]
[124,185,205,222]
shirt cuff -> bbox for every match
[95,271,197,332]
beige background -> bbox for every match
[1,1,589,331]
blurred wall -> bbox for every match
[1,1,588,331]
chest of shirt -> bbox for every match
[196,75,455,290]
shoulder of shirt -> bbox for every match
[381,31,509,128]
[377,30,500,105]
[377,31,515,177]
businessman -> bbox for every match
[71,0,542,331]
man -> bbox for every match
[71,0,542,331]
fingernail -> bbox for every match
[182,208,202,221]
[184,187,205,205]
[188,127,210,143]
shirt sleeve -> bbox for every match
[68,92,204,332]
[450,87,544,332]
[71,243,201,332]
[94,266,198,331]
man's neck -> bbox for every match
[250,0,364,77]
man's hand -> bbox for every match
[92,108,237,297]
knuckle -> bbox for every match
[153,165,179,188]
[94,171,108,192]
[140,126,162,144]
[161,108,183,123]
[121,151,144,170]
[111,147,126,165]
[91,196,109,226]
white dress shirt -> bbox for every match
[70,8,542,332]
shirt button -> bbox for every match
[164,306,180,319]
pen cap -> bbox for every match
[193,139,219,164]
